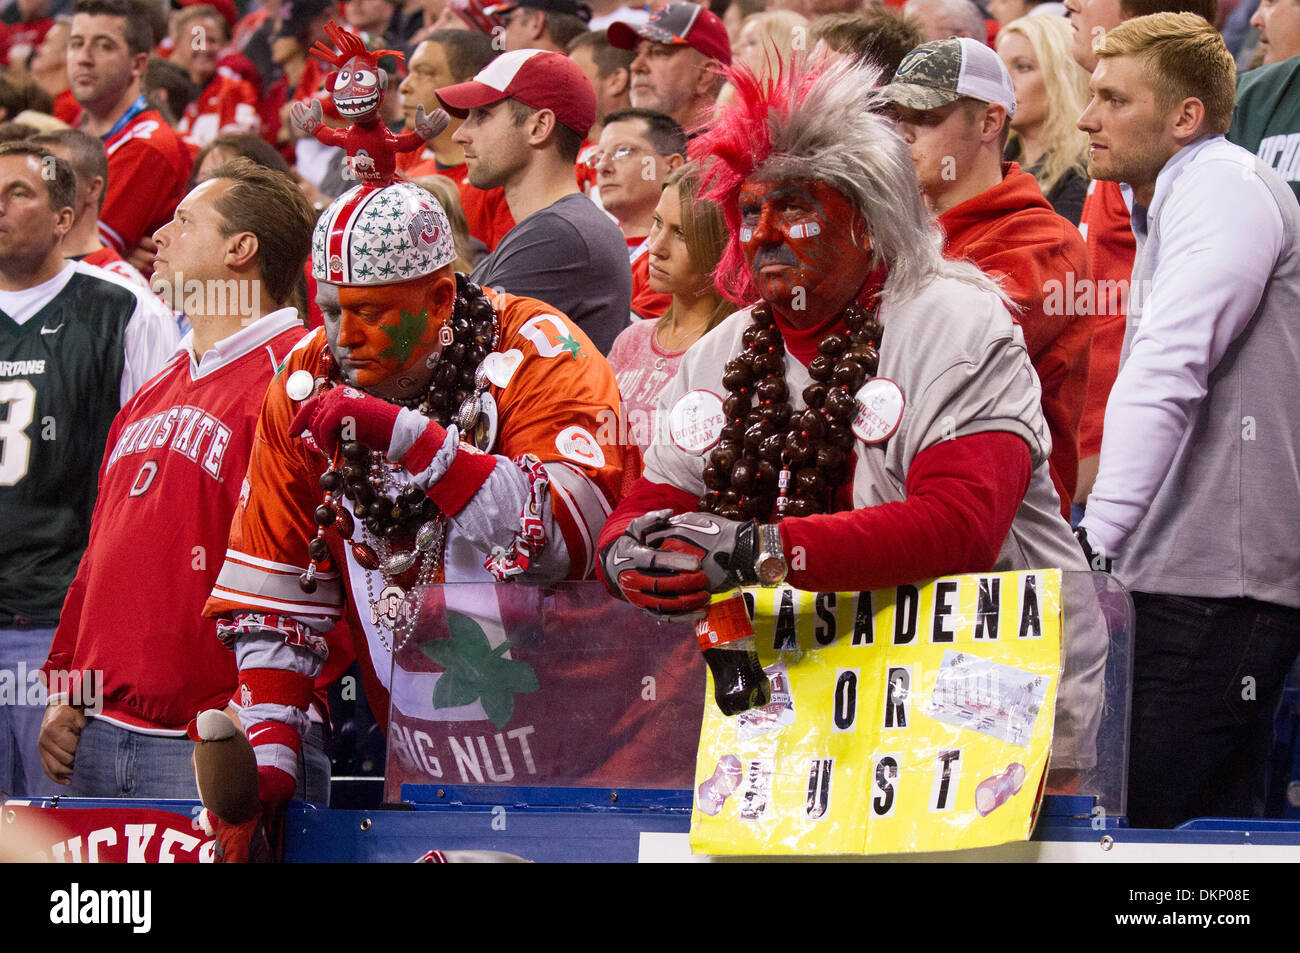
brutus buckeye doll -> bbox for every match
[291,21,446,185]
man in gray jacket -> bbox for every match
[1078,13,1300,828]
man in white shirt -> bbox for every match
[1076,13,1300,829]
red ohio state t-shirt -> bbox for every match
[89,108,193,254]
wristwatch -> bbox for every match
[754,523,788,586]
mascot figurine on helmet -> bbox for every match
[291,21,447,185]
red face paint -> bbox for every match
[329,281,444,388]
[738,178,874,328]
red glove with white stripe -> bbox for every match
[291,386,498,516]
[291,386,438,463]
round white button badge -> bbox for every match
[668,390,727,455]
[851,378,905,444]
[286,369,315,402]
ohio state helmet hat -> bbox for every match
[312,182,457,285]
[436,48,597,137]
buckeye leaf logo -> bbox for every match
[421,611,539,730]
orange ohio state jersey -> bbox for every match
[205,289,633,626]
[178,68,260,152]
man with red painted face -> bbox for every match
[597,58,1106,782]
[201,179,631,859]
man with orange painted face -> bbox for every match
[200,180,631,859]
[597,58,1105,786]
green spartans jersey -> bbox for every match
[1,269,146,624]
[1230,56,1300,205]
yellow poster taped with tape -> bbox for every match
[689,570,1061,856]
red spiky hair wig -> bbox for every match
[694,63,807,306]
[309,20,405,71]
[694,55,946,308]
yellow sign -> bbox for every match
[690,570,1061,856]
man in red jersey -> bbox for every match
[172,4,261,152]
[37,160,334,803]
[67,0,193,262]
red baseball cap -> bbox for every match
[447,0,504,34]
[607,2,732,66]
[436,49,597,138]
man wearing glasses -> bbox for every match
[591,108,686,320]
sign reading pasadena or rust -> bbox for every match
[690,570,1061,856]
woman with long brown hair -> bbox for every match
[606,162,731,455]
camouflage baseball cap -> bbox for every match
[878,38,1017,118]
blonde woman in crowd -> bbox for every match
[997,14,1091,223]
[718,9,808,105]
[606,163,731,455]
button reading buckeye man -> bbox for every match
[851,378,905,443]
[286,369,315,401]
[668,389,726,454]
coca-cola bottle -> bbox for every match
[696,592,771,716]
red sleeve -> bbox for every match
[948,222,1090,514]
[101,135,190,252]
[782,431,1031,593]
[596,476,700,573]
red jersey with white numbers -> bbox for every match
[92,108,193,254]
[178,68,260,152]
[43,314,310,733]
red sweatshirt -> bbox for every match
[1076,179,1136,461]
[939,162,1092,516]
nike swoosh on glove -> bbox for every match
[644,512,760,592]
[600,509,711,617]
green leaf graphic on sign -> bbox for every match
[421,611,539,730]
